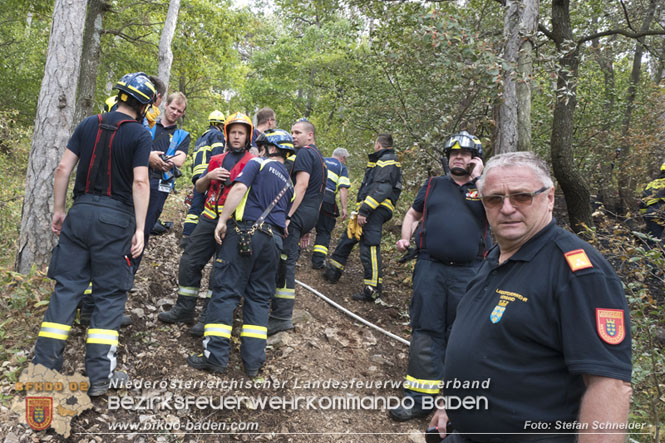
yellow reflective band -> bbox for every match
[204,323,232,338]
[338,176,351,188]
[313,245,328,254]
[184,214,199,223]
[84,282,92,295]
[193,164,209,175]
[380,199,395,212]
[275,288,295,299]
[370,246,379,286]
[376,160,400,168]
[327,170,340,184]
[87,328,119,346]
[38,322,72,340]
[404,375,441,394]
[366,162,376,168]
[211,142,224,150]
[240,325,268,340]
[329,259,344,270]
[280,254,288,261]
[178,286,199,297]
[202,207,218,219]
[364,196,379,209]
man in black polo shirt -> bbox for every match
[430,152,632,442]
[32,72,154,396]
[268,119,326,335]
[390,132,490,421]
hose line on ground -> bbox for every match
[295,279,410,347]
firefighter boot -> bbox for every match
[352,285,381,302]
[322,263,342,284]
[88,371,129,397]
[158,295,197,324]
[268,297,294,336]
[189,298,209,337]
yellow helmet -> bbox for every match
[208,110,225,124]
[104,96,118,112]
[224,112,254,150]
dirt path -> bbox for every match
[4,202,431,442]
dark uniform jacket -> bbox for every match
[357,148,402,217]
[192,126,225,183]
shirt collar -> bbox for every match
[487,219,558,267]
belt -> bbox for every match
[74,194,133,215]
[418,251,477,267]
[234,220,284,237]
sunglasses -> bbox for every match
[480,186,550,209]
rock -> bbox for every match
[293,309,313,325]
[407,429,425,442]
[362,331,377,346]
[654,327,665,346]
[131,308,145,317]
[156,298,173,308]
[267,332,292,348]
[3,432,19,443]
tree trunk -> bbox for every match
[617,0,658,213]
[15,0,87,274]
[549,0,593,233]
[158,0,181,104]
[74,0,109,125]
[495,0,538,154]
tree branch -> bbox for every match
[578,29,665,46]
[618,0,636,33]
[538,23,556,42]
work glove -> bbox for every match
[347,212,363,241]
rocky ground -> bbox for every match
[1,199,432,442]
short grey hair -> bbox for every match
[477,151,554,194]
[332,148,349,158]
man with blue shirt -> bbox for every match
[32,73,154,396]
[311,148,351,270]
[390,131,489,421]
[187,130,294,376]
[268,119,327,335]
[429,152,632,442]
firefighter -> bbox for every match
[187,130,294,376]
[640,162,665,245]
[267,119,327,335]
[181,110,226,248]
[158,113,255,331]
[323,134,402,301]
[389,131,490,421]
[32,72,154,396]
[311,148,351,269]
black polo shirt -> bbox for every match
[444,220,631,437]
[292,144,325,209]
[69,112,152,207]
[149,120,191,180]
[412,175,488,262]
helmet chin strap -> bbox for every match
[449,167,468,177]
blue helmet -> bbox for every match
[114,72,156,105]
[264,129,295,153]
[443,131,483,159]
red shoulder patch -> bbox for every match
[564,249,593,272]
[596,309,626,345]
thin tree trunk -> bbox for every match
[16,0,87,274]
[550,0,593,232]
[158,0,181,104]
[495,0,538,154]
[74,0,109,125]
[617,0,658,213]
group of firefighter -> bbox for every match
[28,72,657,427]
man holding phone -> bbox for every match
[390,131,491,421]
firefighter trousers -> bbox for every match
[312,201,337,268]
[204,222,281,370]
[183,187,206,236]
[328,206,391,289]
[272,203,319,321]
[403,258,481,406]
[33,195,134,385]
[177,216,219,299]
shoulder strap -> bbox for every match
[417,177,437,249]
[85,114,135,196]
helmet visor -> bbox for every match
[445,134,475,150]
